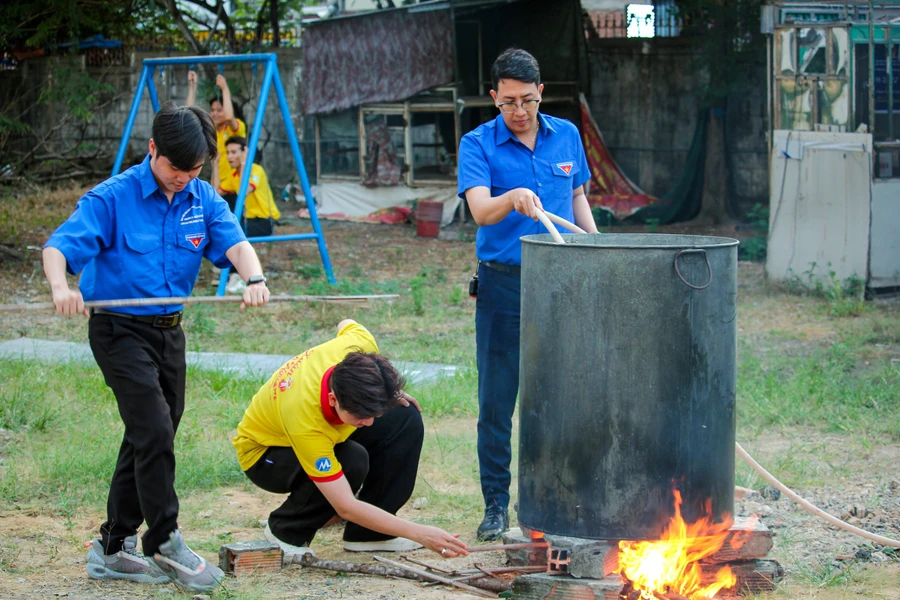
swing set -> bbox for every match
[111,53,336,295]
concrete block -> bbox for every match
[504,527,548,567]
[544,533,618,579]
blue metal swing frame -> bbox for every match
[111,53,336,294]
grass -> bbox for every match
[1,185,899,598]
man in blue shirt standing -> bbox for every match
[43,103,270,592]
[457,48,598,541]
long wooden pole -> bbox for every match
[0,294,399,312]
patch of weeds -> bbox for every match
[410,272,428,316]
[295,263,323,280]
[347,263,363,278]
[186,306,217,337]
[298,277,401,297]
[0,538,22,573]
[408,368,478,417]
[784,262,867,317]
[791,556,853,587]
[645,217,661,233]
[738,338,900,440]
[738,203,768,262]
[0,368,58,432]
[447,285,464,305]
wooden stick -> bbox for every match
[399,555,456,575]
[458,565,547,575]
[474,563,504,581]
[295,554,414,579]
[0,293,399,312]
[467,541,548,553]
[424,565,545,587]
[373,555,498,598]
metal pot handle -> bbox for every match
[674,248,712,290]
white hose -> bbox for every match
[544,211,587,234]
[736,442,900,547]
[534,209,565,244]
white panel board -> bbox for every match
[767,130,872,287]
[870,179,900,289]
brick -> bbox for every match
[219,540,284,575]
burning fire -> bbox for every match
[617,490,737,599]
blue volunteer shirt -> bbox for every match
[457,112,590,266]
[45,154,246,315]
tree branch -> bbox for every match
[162,0,204,55]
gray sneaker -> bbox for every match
[151,530,224,592]
[86,535,169,584]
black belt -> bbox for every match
[90,307,183,328]
[480,261,521,275]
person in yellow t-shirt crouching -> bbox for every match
[212,135,281,238]
[232,320,469,561]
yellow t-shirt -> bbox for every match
[232,321,379,480]
[217,119,246,176]
[220,163,281,220]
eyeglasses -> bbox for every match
[497,98,541,114]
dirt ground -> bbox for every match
[1,195,899,599]
[1,426,899,599]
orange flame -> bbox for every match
[617,490,737,599]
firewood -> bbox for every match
[699,559,784,594]
[705,517,774,563]
[373,555,500,598]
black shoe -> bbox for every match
[476,504,509,541]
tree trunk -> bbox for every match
[696,105,733,225]
[162,0,204,55]
[270,0,280,47]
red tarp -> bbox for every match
[579,94,657,220]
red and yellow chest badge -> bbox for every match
[556,162,574,176]
[278,377,293,392]
[185,233,205,248]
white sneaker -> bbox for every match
[343,537,423,552]
[225,273,245,294]
[264,524,314,562]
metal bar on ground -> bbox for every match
[372,556,497,598]
[0,294,399,312]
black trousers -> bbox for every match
[88,315,186,556]
[244,404,424,546]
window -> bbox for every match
[627,4,655,38]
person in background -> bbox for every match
[187,70,247,185]
[212,135,281,238]
[456,48,598,541]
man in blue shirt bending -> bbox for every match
[458,48,598,541]
[43,103,270,592]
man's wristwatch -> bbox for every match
[245,274,267,286]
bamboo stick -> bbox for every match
[467,541,548,553]
[0,293,399,312]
